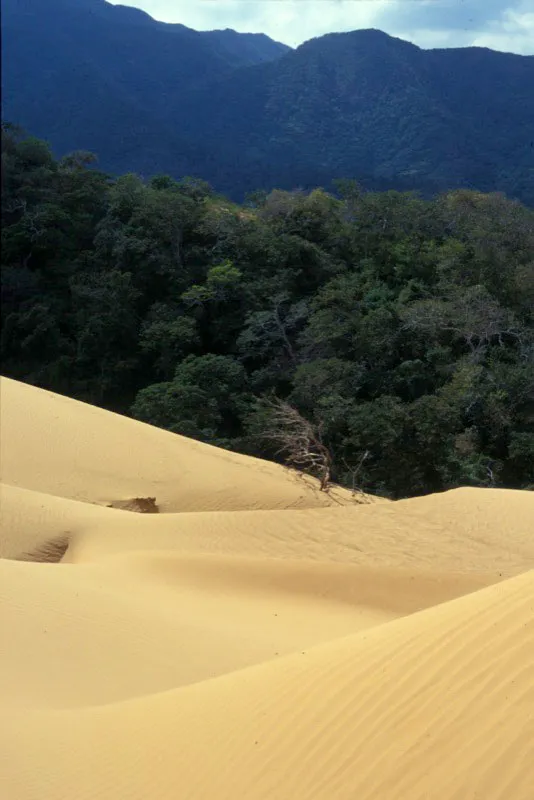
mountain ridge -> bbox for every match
[1,0,533,203]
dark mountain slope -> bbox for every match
[423,46,534,195]
[202,28,291,64]
[2,3,533,202]
[176,31,462,194]
[177,30,533,201]
[0,0,290,176]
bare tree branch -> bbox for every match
[258,398,333,490]
[342,451,370,498]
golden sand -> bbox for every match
[1,375,533,799]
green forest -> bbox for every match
[2,124,533,498]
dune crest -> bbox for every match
[1,376,533,799]
[0,376,375,511]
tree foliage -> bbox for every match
[2,127,533,497]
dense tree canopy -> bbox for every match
[2,125,533,497]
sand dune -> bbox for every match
[0,376,368,510]
[2,569,533,800]
[1,376,533,799]
[3,482,531,576]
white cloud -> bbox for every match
[109,1,534,53]
[111,1,395,46]
[373,0,534,53]
[471,6,534,54]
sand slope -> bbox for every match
[2,570,533,800]
[0,376,369,510]
[1,376,533,800]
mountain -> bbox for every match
[0,0,290,178]
[2,1,533,203]
[178,30,534,201]
[201,28,291,65]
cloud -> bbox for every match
[471,5,534,55]
[114,1,389,46]
[109,1,534,54]
[380,0,534,54]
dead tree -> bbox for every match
[259,398,333,491]
[342,451,370,498]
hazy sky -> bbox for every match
[110,1,534,54]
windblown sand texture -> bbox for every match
[1,375,533,800]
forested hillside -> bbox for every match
[2,0,533,203]
[180,30,534,203]
[2,125,533,497]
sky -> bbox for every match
[110,1,534,54]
